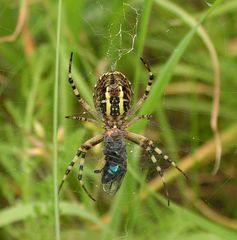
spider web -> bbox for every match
[83,1,139,71]
[105,3,139,70]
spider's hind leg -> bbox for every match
[125,131,188,179]
[151,144,188,180]
[124,131,188,204]
[146,147,170,205]
[58,134,104,201]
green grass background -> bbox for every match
[0,0,237,239]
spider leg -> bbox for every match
[68,52,101,122]
[127,58,154,118]
[124,131,188,204]
[65,115,98,124]
[127,114,152,127]
[58,134,103,201]
[124,131,188,179]
[145,148,170,205]
[94,168,103,174]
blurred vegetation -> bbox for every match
[0,0,237,239]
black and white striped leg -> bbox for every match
[65,115,98,124]
[140,57,154,98]
[127,58,154,118]
[125,131,188,179]
[145,148,170,205]
[77,151,96,201]
[124,131,188,204]
[152,145,188,180]
[58,150,81,194]
[68,52,101,122]
[58,134,103,201]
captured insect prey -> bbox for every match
[101,134,127,194]
[58,52,188,203]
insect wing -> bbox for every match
[102,171,125,194]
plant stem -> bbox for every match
[53,0,62,239]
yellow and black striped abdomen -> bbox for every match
[93,71,133,118]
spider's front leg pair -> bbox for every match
[124,131,188,205]
[66,52,102,124]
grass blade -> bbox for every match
[53,0,62,239]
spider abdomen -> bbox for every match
[93,71,133,118]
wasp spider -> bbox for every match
[58,52,188,204]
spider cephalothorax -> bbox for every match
[59,52,188,204]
